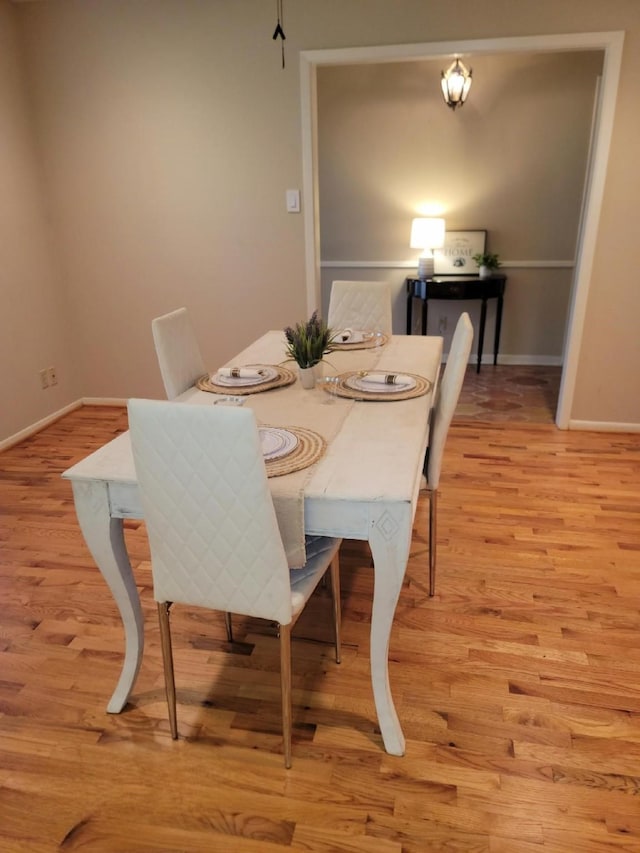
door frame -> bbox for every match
[300,31,624,429]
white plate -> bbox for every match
[345,374,416,394]
[334,329,369,344]
[259,427,299,461]
[213,366,278,387]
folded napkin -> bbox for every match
[338,328,353,342]
[360,372,412,386]
[217,367,264,379]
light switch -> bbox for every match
[286,189,301,213]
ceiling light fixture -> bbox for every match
[441,58,472,110]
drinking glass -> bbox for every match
[316,375,339,403]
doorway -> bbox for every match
[300,32,624,429]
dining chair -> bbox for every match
[151,307,206,400]
[327,280,393,335]
[423,311,474,596]
[127,398,342,768]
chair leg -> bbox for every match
[224,611,233,643]
[279,623,293,769]
[329,555,342,664]
[429,488,438,597]
[157,601,178,739]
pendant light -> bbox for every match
[441,58,472,110]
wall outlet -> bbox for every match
[438,315,448,333]
[47,366,58,386]
[39,369,49,390]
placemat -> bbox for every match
[330,371,432,401]
[330,332,389,351]
[264,425,326,478]
[196,364,296,395]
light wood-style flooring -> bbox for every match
[1,404,640,852]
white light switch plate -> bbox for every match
[286,189,300,213]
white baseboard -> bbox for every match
[81,397,128,406]
[0,397,128,452]
[442,353,563,366]
[494,354,563,366]
[0,400,83,452]
[568,419,640,433]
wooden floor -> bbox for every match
[1,405,640,852]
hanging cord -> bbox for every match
[272,0,286,69]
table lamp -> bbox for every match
[410,218,446,279]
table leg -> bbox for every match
[422,298,429,336]
[406,292,412,335]
[71,480,144,713]
[494,294,504,365]
[368,502,412,756]
[477,298,488,373]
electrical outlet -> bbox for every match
[438,315,448,333]
[39,369,49,390]
[47,366,58,386]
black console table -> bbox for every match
[406,274,507,373]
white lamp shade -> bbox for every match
[410,217,446,250]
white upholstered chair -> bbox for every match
[327,280,393,335]
[151,307,206,400]
[423,312,474,596]
[127,398,342,768]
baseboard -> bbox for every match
[81,397,128,407]
[441,354,563,366]
[568,419,640,433]
[494,355,563,366]
[0,400,83,452]
[0,398,128,453]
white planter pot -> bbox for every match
[479,265,492,279]
[298,365,318,389]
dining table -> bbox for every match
[62,329,443,756]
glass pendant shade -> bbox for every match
[441,59,472,110]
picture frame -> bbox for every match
[433,230,487,275]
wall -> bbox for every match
[16,0,310,408]
[3,0,640,440]
[317,52,601,360]
[0,0,75,440]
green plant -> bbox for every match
[284,310,334,368]
[472,252,501,270]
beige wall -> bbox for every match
[1,0,639,440]
[317,52,601,357]
[0,0,76,440]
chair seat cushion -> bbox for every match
[290,535,341,616]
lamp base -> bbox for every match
[417,256,435,279]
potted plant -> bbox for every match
[284,310,334,388]
[472,252,501,279]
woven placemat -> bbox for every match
[264,426,326,478]
[330,332,389,351]
[196,364,296,396]
[331,371,432,402]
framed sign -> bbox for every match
[434,230,487,275]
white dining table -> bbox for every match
[62,330,443,756]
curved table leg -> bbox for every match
[71,480,144,713]
[368,503,412,756]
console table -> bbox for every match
[406,274,507,373]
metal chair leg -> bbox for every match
[330,555,342,664]
[157,601,178,739]
[224,611,233,643]
[429,488,438,597]
[279,623,293,768]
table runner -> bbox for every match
[186,333,434,570]
[232,338,390,568]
